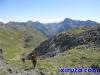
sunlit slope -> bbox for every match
[0,27,46,60]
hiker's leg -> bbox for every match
[32,61,37,69]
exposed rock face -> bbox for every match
[32,26,100,58]
[75,27,100,47]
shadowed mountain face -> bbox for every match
[6,18,98,37]
[45,18,98,35]
[31,26,100,58]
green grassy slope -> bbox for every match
[0,27,46,61]
[36,45,100,75]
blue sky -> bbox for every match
[0,0,100,23]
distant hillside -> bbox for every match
[6,21,50,37]
[0,23,46,60]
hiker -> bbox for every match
[21,52,37,69]
[31,52,37,69]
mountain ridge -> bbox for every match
[1,18,99,37]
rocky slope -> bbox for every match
[32,26,100,58]
[0,57,45,75]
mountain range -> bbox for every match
[5,18,99,37]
